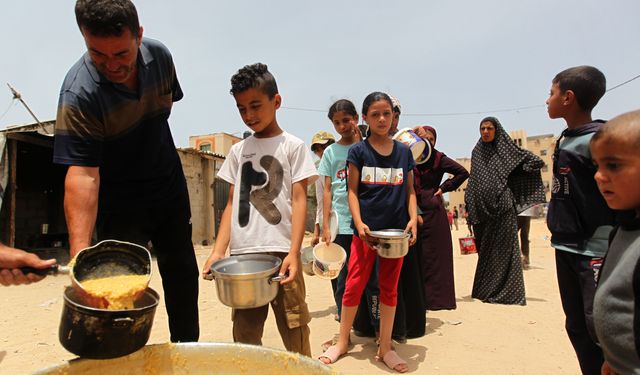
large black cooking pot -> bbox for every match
[59,286,159,359]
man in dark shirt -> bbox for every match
[53,0,198,342]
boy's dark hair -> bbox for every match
[362,92,393,116]
[328,99,358,120]
[553,66,606,112]
[75,0,140,37]
[230,63,279,99]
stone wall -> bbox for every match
[177,149,223,246]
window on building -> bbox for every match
[199,143,212,152]
[540,149,547,156]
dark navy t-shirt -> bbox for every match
[53,38,186,212]
[346,140,415,233]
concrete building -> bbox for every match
[447,130,556,215]
[189,132,242,156]
[509,130,555,202]
[0,120,229,250]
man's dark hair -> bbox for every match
[553,65,606,112]
[75,0,140,37]
[230,63,279,99]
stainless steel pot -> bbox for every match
[206,254,283,309]
[368,229,410,258]
[33,343,336,374]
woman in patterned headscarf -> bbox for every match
[413,125,469,311]
[465,117,546,305]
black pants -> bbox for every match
[555,250,603,375]
[97,193,200,342]
[517,216,531,257]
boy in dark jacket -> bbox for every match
[546,65,616,375]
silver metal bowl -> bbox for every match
[301,246,314,276]
[208,254,283,309]
[368,229,410,258]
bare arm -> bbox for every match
[312,178,323,245]
[202,185,234,278]
[321,175,333,244]
[347,163,368,238]
[64,166,100,257]
[405,170,418,245]
[279,178,309,284]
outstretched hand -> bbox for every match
[0,245,57,286]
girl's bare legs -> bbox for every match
[319,305,358,364]
[379,303,408,372]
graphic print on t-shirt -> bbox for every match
[361,166,404,185]
[239,155,284,227]
[336,166,347,181]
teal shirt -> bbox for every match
[318,143,353,234]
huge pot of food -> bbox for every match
[33,343,337,374]
[59,286,159,359]
[206,254,283,309]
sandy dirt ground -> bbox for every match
[0,219,582,374]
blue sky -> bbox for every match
[1,1,639,158]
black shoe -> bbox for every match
[353,329,376,338]
[392,335,407,344]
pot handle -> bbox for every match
[269,275,284,284]
[112,317,135,328]
[204,272,215,281]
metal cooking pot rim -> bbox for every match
[368,229,409,239]
[63,286,159,313]
[210,254,281,279]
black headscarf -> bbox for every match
[465,117,546,225]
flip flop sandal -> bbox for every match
[321,334,351,351]
[376,350,408,373]
[318,345,345,364]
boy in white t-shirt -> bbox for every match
[203,63,318,356]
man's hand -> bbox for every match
[0,244,57,286]
[279,252,299,284]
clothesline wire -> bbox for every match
[281,72,640,118]
[0,99,17,123]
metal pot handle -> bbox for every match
[112,317,134,328]
[269,275,284,284]
[204,272,215,281]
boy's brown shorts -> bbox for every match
[231,252,311,356]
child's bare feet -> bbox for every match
[376,348,408,373]
[318,344,348,365]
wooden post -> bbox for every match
[8,139,17,247]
